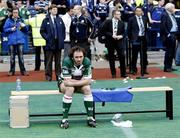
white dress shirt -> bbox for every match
[169,14,178,32]
[62,13,72,42]
[50,14,56,24]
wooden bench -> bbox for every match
[11,86,173,120]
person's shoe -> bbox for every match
[121,74,128,78]
[171,68,178,71]
[143,70,149,74]
[164,69,172,72]
[131,70,137,75]
[60,119,69,129]
[131,68,137,75]
[112,74,116,78]
[21,71,29,76]
[8,71,15,76]
[34,68,40,71]
[87,117,97,128]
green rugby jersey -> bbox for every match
[61,57,92,80]
[0,8,8,17]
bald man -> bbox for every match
[160,3,178,72]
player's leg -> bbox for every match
[81,85,97,127]
[60,83,74,129]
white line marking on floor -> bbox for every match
[120,127,138,138]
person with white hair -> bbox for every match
[160,3,178,72]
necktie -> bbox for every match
[114,20,118,35]
[75,16,79,33]
[53,17,58,39]
[139,17,145,36]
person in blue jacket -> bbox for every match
[40,4,65,81]
[3,7,29,76]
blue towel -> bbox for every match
[92,87,133,102]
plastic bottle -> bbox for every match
[16,77,21,91]
[112,113,122,123]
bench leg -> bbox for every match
[166,90,173,120]
[93,102,95,119]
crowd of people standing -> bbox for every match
[0,0,179,78]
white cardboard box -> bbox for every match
[9,96,29,128]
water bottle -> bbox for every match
[112,113,122,123]
[16,78,21,92]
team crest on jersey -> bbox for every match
[73,69,82,76]
[81,20,85,23]
[62,69,69,75]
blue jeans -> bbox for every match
[9,44,26,73]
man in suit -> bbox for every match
[128,6,148,75]
[160,3,178,72]
[70,5,95,61]
[102,9,127,78]
[40,5,65,81]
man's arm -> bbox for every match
[160,13,170,37]
[63,78,92,87]
[62,57,92,87]
[40,19,48,40]
[3,19,15,33]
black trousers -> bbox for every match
[34,46,46,70]
[163,34,176,70]
[9,44,26,73]
[45,49,61,79]
[131,36,148,72]
[106,41,126,76]
[63,42,71,59]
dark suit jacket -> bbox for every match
[160,11,173,42]
[103,19,125,47]
[40,14,65,50]
[128,15,148,42]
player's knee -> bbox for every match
[82,85,91,94]
[65,87,75,96]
